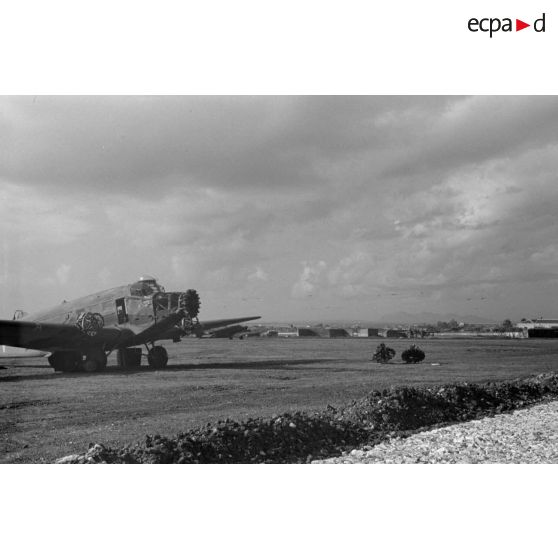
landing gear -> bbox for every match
[48,351,81,373]
[117,347,142,369]
[48,350,106,372]
[147,345,168,369]
[82,349,108,373]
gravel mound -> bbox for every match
[56,372,558,464]
[313,400,558,463]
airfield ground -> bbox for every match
[2,337,558,463]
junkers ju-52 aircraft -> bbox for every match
[0,276,260,373]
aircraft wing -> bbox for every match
[0,319,133,353]
[126,311,188,345]
[154,315,261,341]
[198,316,261,333]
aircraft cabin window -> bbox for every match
[130,283,146,296]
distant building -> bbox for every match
[432,331,527,338]
[378,328,408,338]
[386,329,408,338]
[517,319,558,338]
[517,319,558,329]
[277,331,299,338]
[354,328,380,337]
[261,330,278,337]
[325,328,350,338]
[297,328,318,337]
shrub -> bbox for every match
[372,343,396,363]
[401,344,426,364]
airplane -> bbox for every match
[0,276,260,373]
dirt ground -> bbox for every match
[2,337,558,463]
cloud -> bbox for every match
[248,267,269,282]
[0,96,482,197]
[327,251,374,297]
[384,96,558,185]
[0,182,92,246]
[292,261,327,298]
[97,267,112,286]
[2,96,558,321]
[0,96,322,194]
[56,264,71,285]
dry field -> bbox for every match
[2,337,558,463]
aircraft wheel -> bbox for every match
[83,351,107,373]
[48,351,81,372]
[148,346,168,369]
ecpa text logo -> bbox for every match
[468,13,546,37]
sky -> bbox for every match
[1,95,558,323]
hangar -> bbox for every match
[516,319,558,338]
[354,328,380,337]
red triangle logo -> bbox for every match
[516,19,530,31]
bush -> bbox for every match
[372,343,396,363]
[401,344,426,364]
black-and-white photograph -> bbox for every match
[2,95,558,465]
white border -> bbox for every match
[0,1,556,94]
[2,465,557,557]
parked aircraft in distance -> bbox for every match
[0,276,260,373]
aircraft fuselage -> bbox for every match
[26,285,156,336]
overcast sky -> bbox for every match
[1,96,558,322]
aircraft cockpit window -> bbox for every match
[150,281,164,293]
[130,281,153,297]
[130,279,165,297]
